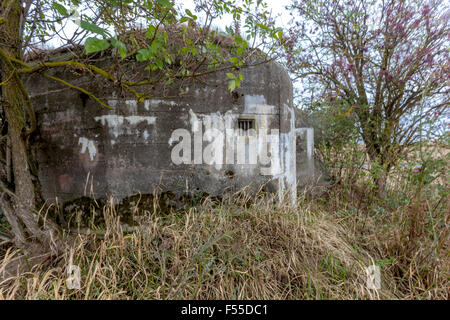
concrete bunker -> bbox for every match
[25,51,323,206]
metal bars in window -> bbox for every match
[238,119,255,136]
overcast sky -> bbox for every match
[182,0,292,28]
[61,0,293,42]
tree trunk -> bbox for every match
[365,137,388,199]
[0,0,60,254]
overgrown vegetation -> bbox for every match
[0,0,448,300]
[0,142,447,299]
[285,0,449,196]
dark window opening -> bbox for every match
[238,119,255,136]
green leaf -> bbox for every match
[155,58,164,69]
[228,79,236,92]
[85,37,110,53]
[151,40,162,51]
[136,48,153,62]
[80,20,109,37]
[236,46,244,56]
[110,38,127,59]
[185,9,197,20]
[53,2,68,16]
[157,0,173,8]
[179,47,190,55]
[277,30,283,40]
[226,72,235,79]
[145,25,156,38]
[179,16,189,23]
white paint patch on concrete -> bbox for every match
[244,95,277,114]
[78,137,97,161]
[280,105,297,206]
[107,99,119,108]
[95,115,156,140]
[144,99,161,111]
[125,100,138,114]
[125,116,156,125]
[95,115,124,127]
[95,115,124,138]
[279,132,296,201]
[144,99,177,111]
[201,112,230,171]
[244,94,266,105]
[189,109,201,132]
[107,99,138,113]
[186,109,283,174]
[259,132,282,176]
[306,128,314,160]
[244,103,277,114]
[187,110,236,171]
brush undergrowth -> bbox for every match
[0,180,447,299]
[0,136,448,300]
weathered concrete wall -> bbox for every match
[26,57,297,204]
[295,111,331,195]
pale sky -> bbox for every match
[181,0,292,28]
[61,0,292,43]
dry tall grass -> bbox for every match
[0,184,447,299]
